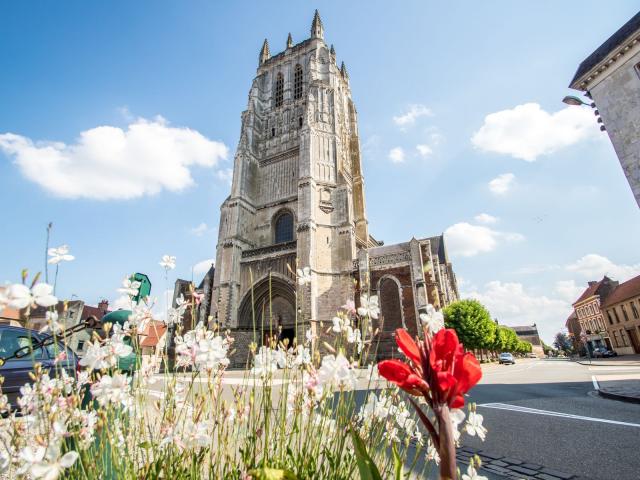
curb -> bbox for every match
[574,360,640,366]
[597,388,640,404]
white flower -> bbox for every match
[6,283,58,309]
[357,295,380,320]
[332,315,350,333]
[345,326,363,352]
[425,440,440,465]
[419,304,445,335]
[317,353,356,390]
[47,244,75,264]
[465,411,487,441]
[21,444,79,480]
[159,255,176,270]
[250,346,284,376]
[32,283,58,307]
[296,266,312,286]
[79,341,110,371]
[450,408,466,442]
[462,463,488,480]
[0,287,9,311]
[305,327,315,345]
[290,345,311,367]
[174,322,230,372]
[39,310,63,334]
[91,372,131,408]
[117,277,141,297]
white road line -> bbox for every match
[588,366,640,371]
[477,402,640,428]
[592,375,599,390]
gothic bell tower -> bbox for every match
[212,11,370,345]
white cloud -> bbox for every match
[388,147,405,164]
[444,222,524,257]
[465,280,569,344]
[112,295,132,311]
[555,280,583,303]
[216,168,233,185]
[471,102,599,161]
[193,258,215,276]
[474,213,499,225]
[488,173,515,195]
[392,104,432,127]
[514,264,560,275]
[566,254,640,282]
[0,116,229,200]
[416,144,433,157]
[190,222,208,237]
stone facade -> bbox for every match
[205,12,459,366]
[569,12,640,208]
[508,325,544,357]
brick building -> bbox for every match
[601,274,640,354]
[572,277,618,353]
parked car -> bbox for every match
[0,325,78,410]
[592,347,617,358]
[526,353,537,358]
[499,352,515,365]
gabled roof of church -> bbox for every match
[570,11,640,87]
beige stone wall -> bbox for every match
[588,43,640,208]
[604,293,640,354]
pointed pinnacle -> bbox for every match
[311,9,324,39]
[340,61,349,78]
[330,44,335,55]
[287,33,293,48]
[259,38,270,65]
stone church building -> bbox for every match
[177,12,459,365]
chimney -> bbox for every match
[98,299,109,314]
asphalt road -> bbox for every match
[463,359,640,480]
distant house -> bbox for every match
[601,274,640,355]
[509,324,544,356]
[572,276,618,353]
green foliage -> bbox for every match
[553,332,572,353]
[249,467,298,480]
[443,300,496,351]
[350,427,383,480]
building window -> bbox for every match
[274,211,294,244]
[620,329,629,347]
[298,117,303,128]
[607,311,614,325]
[613,308,620,323]
[294,64,303,100]
[613,330,620,347]
[622,305,630,322]
[272,128,275,137]
[635,62,640,80]
[631,301,639,319]
[274,72,284,108]
[77,340,85,352]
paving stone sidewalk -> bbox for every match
[597,378,640,403]
[457,446,583,480]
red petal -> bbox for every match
[377,359,412,384]
[395,329,421,365]
[449,394,465,409]
[430,329,460,372]
[454,352,482,394]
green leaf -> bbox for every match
[392,443,404,480]
[350,427,383,480]
[248,467,298,480]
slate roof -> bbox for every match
[570,11,640,87]
[602,274,640,308]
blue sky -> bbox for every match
[1,1,639,342]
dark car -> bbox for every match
[592,347,617,358]
[0,325,79,410]
[499,352,515,365]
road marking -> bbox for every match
[592,376,599,390]
[588,366,640,371]
[477,402,640,428]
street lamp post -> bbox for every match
[562,95,606,131]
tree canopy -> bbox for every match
[443,300,496,352]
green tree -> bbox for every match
[553,331,572,353]
[443,300,496,355]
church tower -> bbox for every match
[212,11,371,349]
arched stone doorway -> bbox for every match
[238,274,297,345]
[378,275,404,331]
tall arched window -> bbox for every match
[274,72,284,108]
[378,276,404,331]
[274,211,294,244]
[294,64,303,100]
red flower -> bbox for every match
[377,328,481,409]
[429,329,482,408]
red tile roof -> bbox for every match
[139,321,167,348]
[573,281,601,306]
[602,274,640,308]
